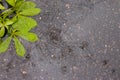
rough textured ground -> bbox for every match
[0,0,120,80]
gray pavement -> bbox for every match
[0,0,120,80]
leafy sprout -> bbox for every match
[0,0,41,57]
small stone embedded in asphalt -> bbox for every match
[79,41,89,50]
[61,66,68,74]
[65,3,70,9]
[47,27,62,44]
[21,70,27,75]
[25,54,31,60]
[102,60,109,67]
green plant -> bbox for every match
[0,0,41,57]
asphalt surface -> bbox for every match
[0,0,120,80]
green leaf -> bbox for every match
[15,0,24,11]
[19,8,41,16]
[0,37,12,53]
[12,16,37,32]
[1,9,13,15]
[17,1,36,12]
[2,9,13,19]
[0,38,2,44]
[12,16,18,23]
[13,37,25,57]
[0,22,3,27]
[5,19,14,26]
[18,32,38,42]
[6,0,15,6]
[0,4,5,10]
[0,27,5,37]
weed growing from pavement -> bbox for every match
[0,0,41,57]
